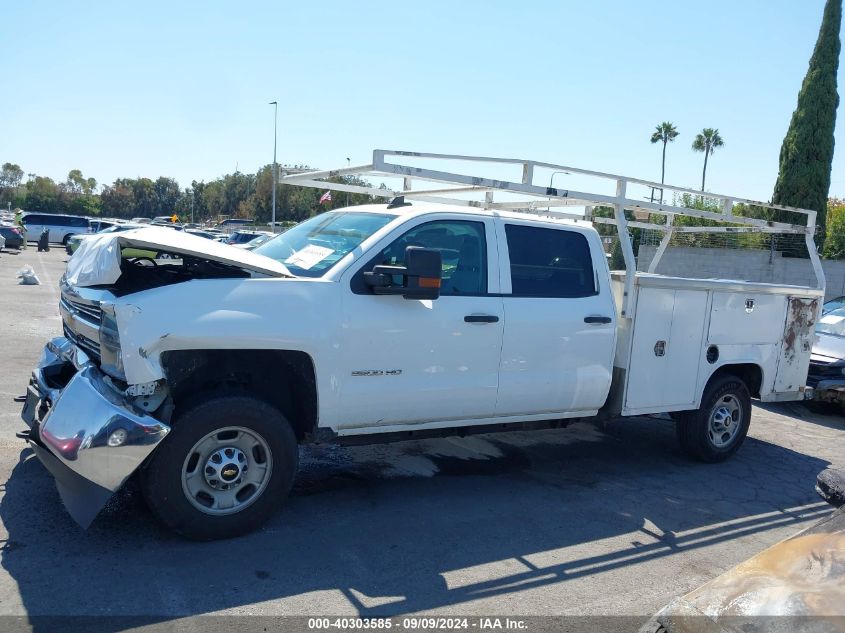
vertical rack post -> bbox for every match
[614,179,637,318]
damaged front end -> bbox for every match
[21,228,294,527]
[21,335,169,528]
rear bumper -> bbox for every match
[21,337,170,527]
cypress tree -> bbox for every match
[771,0,841,252]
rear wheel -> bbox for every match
[675,375,751,462]
[62,234,72,246]
[141,395,298,540]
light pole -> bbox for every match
[346,157,350,207]
[548,170,568,210]
[269,101,278,232]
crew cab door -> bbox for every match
[494,220,616,416]
[337,216,503,429]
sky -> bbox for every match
[3,0,845,204]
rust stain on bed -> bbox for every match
[783,297,818,363]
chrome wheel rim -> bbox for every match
[708,394,742,448]
[181,426,273,516]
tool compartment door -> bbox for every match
[708,292,787,345]
[624,287,708,412]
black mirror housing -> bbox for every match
[403,247,442,300]
[363,246,442,300]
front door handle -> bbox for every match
[465,314,500,324]
[584,315,612,324]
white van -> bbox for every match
[22,213,90,244]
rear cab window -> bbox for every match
[504,224,596,298]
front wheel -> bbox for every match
[141,395,298,540]
[675,375,751,463]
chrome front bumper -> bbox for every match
[21,337,170,527]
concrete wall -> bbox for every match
[637,246,845,301]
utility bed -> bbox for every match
[610,272,822,416]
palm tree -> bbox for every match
[650,122,679,203]
[692,128,724,191]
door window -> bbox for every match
[356,220,487,296]
[505,224,596,298]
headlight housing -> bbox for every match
[99,302,125,380]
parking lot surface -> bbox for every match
[0,247,843,624]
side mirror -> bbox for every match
[364,246,442,300]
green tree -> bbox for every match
[771,0,841,252]
[0,162,24,207]
[823,201,845,258]
[153,177,181,215]
[131,178,157,217]
[67,195,101,217]
[23,176,63,213]
[691,128,724,191]
[650,122,679,204]
[100,179,136,218]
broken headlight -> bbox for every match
[99,302,125,380]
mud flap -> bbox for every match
[30,442,113,528]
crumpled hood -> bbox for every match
[66,227,292,286]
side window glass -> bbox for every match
[505,224,596,298]
[374,221,487,296]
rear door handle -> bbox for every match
[465,314,500,323]
[584,315,612,324]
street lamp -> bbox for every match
[269,101,278,232]
[346,157,350,207]
[548,170,568,210]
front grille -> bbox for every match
[59,295,102,324]
[63,323,101,362]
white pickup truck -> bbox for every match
[20,151,824,539]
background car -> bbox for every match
[0,225,25,249]
[184,229,219,240]
[234,233,275,250]
[822,295,845,315]
[22,213,89,244]
[225,230,269,245]
[66,223,146,255]
[807,302,845,405]
[216,218,254,229]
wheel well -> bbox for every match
[160,349,318,441]
[707,363,763,398]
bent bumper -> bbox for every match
[21,337,170,527]
[805,378,845,404]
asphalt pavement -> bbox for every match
[0,246,842,629]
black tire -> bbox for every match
[140,395,298,540]
[62,234,71,246]
[675,375,751,463]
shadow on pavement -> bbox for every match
[756,400,845,431]
[0,415,831,629]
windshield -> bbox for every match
[817,306,845,337]
[823,296,845,315]
[254,211,396,277]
